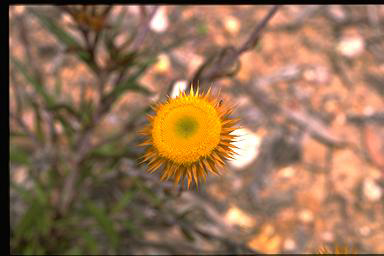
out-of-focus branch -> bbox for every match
[347,112,384,125]
[269,5,324,31]
[58,6,139,215]
[243,82,348,148]
[10,72,24,117]
[10,111,40,146]
[367,5,381,34]
[59,109,104,214]
[129,6,159,52]
[301,35,354,88]
[17,13,43,86]
[59,51,149,214]
[91,105,150,150]
[190,5,281,88]
[92,6,112,47]
[122,164,174,190]
[237,5,280,54]
[282,108,347,148]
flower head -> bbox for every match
[138,86,239,188]
[317,244,357,254]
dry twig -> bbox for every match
[190,5,281,88]
[243,82,347,148]
[129,6,159,52]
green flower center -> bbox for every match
[175,116,199,138]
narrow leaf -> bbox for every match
[11,56,54,106]
[28,8,96,72]
[85,202,119,249]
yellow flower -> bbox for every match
[317,244,357,254]
[138,86,239,188]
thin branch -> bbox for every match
[10,112,40,145]
[91,104,150,150]
[17,13,43,85]
[367,5,382,35]
[10,71,23,116]
[347,112,384,125]
[269,5,324,32]
[237,5,280,54]
[191,5,281,87]
[243,82,347,148]
[129,6,159,52]
[91,6,113,54]
[59,64,128,214]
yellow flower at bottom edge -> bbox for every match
[318,244,358,254]
[138,86,240,189]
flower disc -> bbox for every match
[152,95,222,164]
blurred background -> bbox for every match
[9,5,384,254]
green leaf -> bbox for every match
[111,7,127,35]
[104,7,127,55]
[11,56,55,107]
[31,102,44,142]
[89,143,120,158]
[109,69,153,99]
[55,114,75,145]
[196,22,208,36]
[111,190,135,214]
[130,57,157,80]
[85,201,119,249]
[54,71,62,97]
[115,80,152,97]
[80,99,94,125]
[28,8,97,72]
[11,181,34,203]
[123,219,140,235]
[10,131,28,138]
[46,103,82,121]
[28,8,80,47]
[64,247,82,255]
[22,242,45,255]
[22,245,36,255]
[136,179,162,207]
[11,180,48,209]
[180,225,195,241]
[159,36,190,53]
[103,58,156,106]
[89,141,135,157]
[14,200,43,243]
[34,182,49,206]
[79,230,99,254]
[10,145,31,165]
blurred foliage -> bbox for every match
[9,6,175,254]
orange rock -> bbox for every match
[224,206,256,228]
[332,149,364,201]
[302,135,328,168]
[247,224,282,253]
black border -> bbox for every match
[5,4,10,256]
